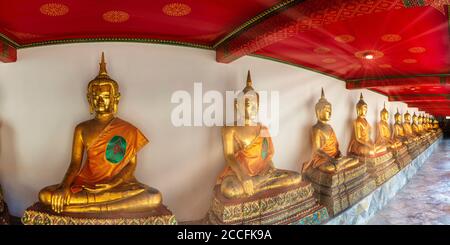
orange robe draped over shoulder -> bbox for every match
[304,124,340,172]
[217,126,274,184]
[71,118,149,193]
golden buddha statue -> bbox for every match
[402,111,416,142]
[348,93,387,157]
[23,53,176,225]
[217,71,301,199]
[418,114,425,133]
[302,89,374,215]
[412,113,421,136]
[433,119,440,130]
[393,109,407,141]
[302,89,359,174]
[209,72,329,224]
[375,104,402,150]
[426,116,433,131]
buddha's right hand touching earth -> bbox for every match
[51,185,71,213]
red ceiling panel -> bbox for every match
[254,6,449,79]
[0,0,280,46]
[0,0,449,115]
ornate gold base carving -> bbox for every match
[22,203,177,225]
[304,161,376,216]
[352,152,399,186]
[207,182,329,225]
[305,161,367,188]
[0,202,10,225]
[393,145,412,169]
[315,175,376,216]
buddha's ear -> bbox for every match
[113,92,121,114]
[87,94,94,114]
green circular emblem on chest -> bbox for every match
[261,138,269,159]
[106,135,127,164]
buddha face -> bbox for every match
[244,98,258,125]
[413,116,418,124]
[357,104,368,117]
[89,84,114,114]
[317,104,332,122]
[381,111,389,122]
[418,117,423,124]
[404,114,411,123]
[395,114,402,124]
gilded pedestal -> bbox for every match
[207,182,329,225]
[0,202,10,225]
[350,152,399,186]
[304,162,375,216]
[392,145,412,169]
[22,202,177,225]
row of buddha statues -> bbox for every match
[0,53,443,225]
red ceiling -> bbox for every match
[0,0,279,46]
[254,6,449,79]
[0,0,449,116]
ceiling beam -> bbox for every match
[0,38,17,63]
[215,0,409,63]
[389,94,450,102]
[346,75,449,89]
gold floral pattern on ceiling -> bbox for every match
[103,10,130,23]
[334,34,355,43]
[39,3,69,16]
[162,3,192,17]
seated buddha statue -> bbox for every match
[426,116,433,132]
[216,71,301,199]
[418,115,425,133]
[433,119,440,130]
[37,53,163,214]
[348,93,387,157]
[208,72,330,225]
[393,110,408,142]
[375,104,402,150]
[302,89,359,174]
[412,113,421,136]
[402,111,418,143]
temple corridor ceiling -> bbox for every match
[0,0,449,116]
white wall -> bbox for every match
[0,43,421,221]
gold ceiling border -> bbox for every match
[212,0,304,49]
[17,37,213,50]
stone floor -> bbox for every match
[367,139,450,225]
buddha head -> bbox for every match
[87,52,120,115]
[394,109,402,124]
[380,103,389,122]
[235,71,259,126]
[315,88,332,123]
[404,111,411,124]
[412,113,418,124]
[434,119,439,126]
[418,114,423,125]
[356,93,368,118]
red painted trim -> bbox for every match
[346,76,448,89]
[0,39,17,63]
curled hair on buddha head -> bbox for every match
[315,88,331,115]
[87,52,121,114]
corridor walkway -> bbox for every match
[367,139,450,225]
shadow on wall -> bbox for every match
[0,120,35,217]
[297,94,316,171]
[345,96,356,154]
